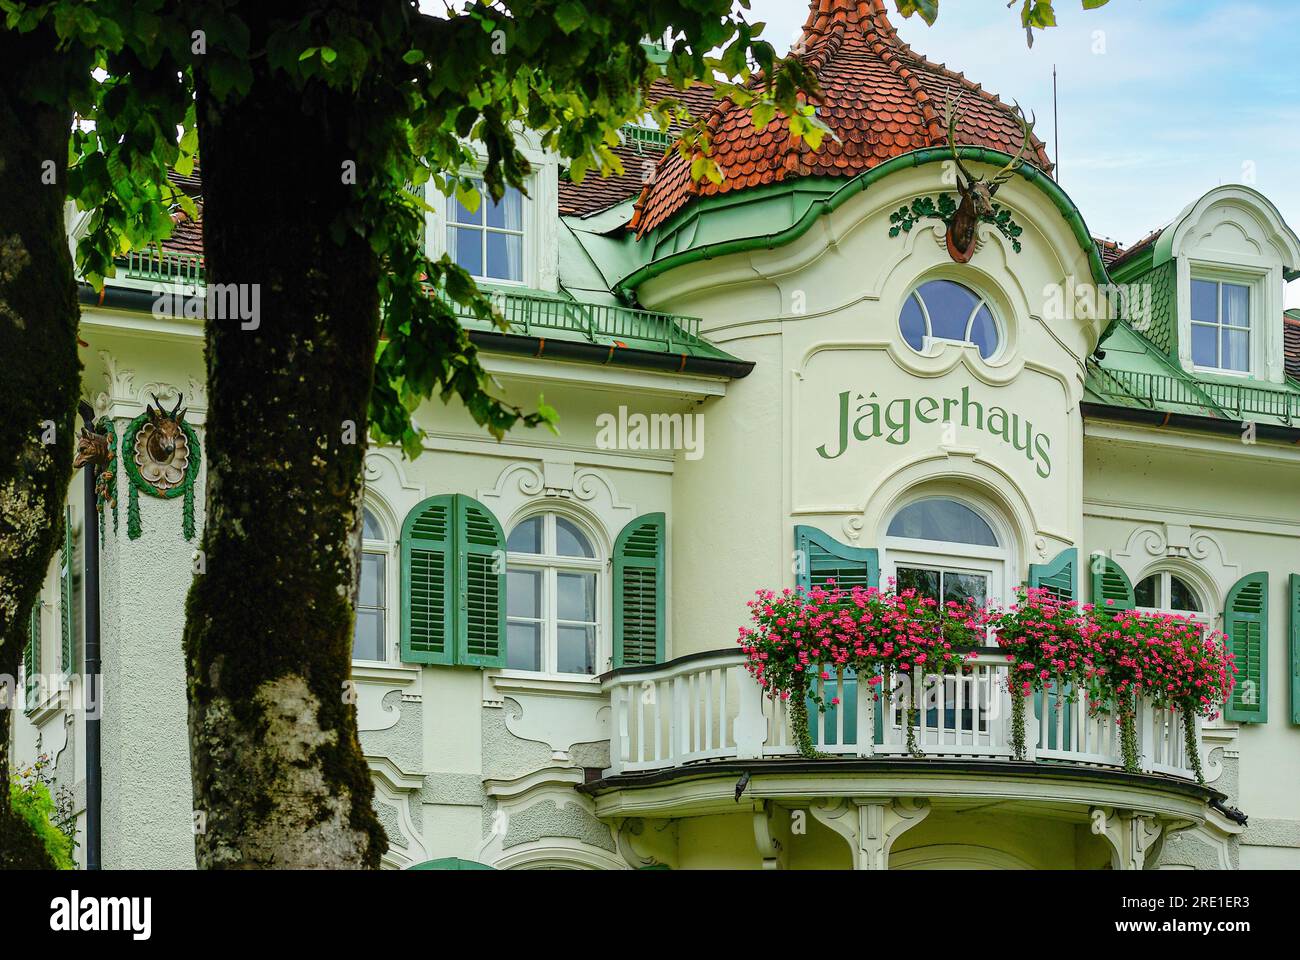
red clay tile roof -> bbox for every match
[1285,309,1300,381]
[160,167,204,259]
[559,79,717,218]
[1095,237,1124,266]
[628,0,1053,238]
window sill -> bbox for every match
[486,670,605,702]
[351,662,421,687]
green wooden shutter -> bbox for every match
[25,601,40,708]
[455,496,507,669]
[401,495,455,665]
[1224,571,1268,724]
[613,513,665,668]
[1291,574,1300,726]
[794,525,879,592]
[1028,549,1076,747]
[1029,548,1076,601]
[1089,553,1134,610]
[793,526,877,748]
[60,506,75,674]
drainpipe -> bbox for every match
[78,404,102,870]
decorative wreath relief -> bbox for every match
[888,193,1025,255]
[122,394,201,541]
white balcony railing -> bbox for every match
[602,649,1201,781]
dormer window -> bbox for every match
[1190,277,1252,374]
[447,179,525,284]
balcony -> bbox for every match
[1087,363,1300,423]
[602,648,1201,781]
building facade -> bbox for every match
[13,0,1300,870]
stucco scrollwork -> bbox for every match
[479,460,635,543]
[1115,522,1238,609]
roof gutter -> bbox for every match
[1081,400,1300,443]
[78,283,754,381]
[468,330,754,379]
[616,147,1110,302]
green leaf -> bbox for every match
[554,1,585,35]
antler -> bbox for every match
[989,100,1036,188]
[943,94,978,188]
[170,393,184,419]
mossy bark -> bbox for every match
[185,16,386,868]
[0,25,80,870]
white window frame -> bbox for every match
[503,512,608,679]
[899,279,1004,363]
[881,495,1010,642]
[1180,258,1271,380]
[428,172,534,289]
[1187,267,1261,378]
[351,506,396,666]
[1133,570,1212,630]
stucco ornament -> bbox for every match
[122,393,202,540]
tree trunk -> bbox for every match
[0,25,80,869]
[186,18,387,868]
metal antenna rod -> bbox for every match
[1052,64,1060,183]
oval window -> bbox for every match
[899,279,1000,359]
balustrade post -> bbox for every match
[855,672,874,758]
[1136,699,1155,772]
[734,667,768,760]
[674,674,690,761]
[610,684,628,776]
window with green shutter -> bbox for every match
[60,506,76,674]
[1224,571,1268,724]
[402,495,454,665]
[401,494,506,669]
[1290,574,1300,726]
[24,601,41,710]
[794,526,879,748]
[1029,548,1076,747]
[1029,548,1076,601]
[456,498,506,668]
[1089,553,1134,610]
[794,525,879,592]
[612,513,665,668]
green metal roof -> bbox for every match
[455,286,739,362]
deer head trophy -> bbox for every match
[134,393,191,491]
[943,95,1036,263]
[72,400,110,470]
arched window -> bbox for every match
[506,513,602,675]
[353,505,391,663]
[883,497,1005,610]
[1135,571,1206,621]
[899,279,1000,359]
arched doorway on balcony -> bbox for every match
[890,844,1032,870]
[879,494,1010,612]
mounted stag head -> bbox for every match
[145,393,188,465]
[73,400,110,470]
[943,95,1036,263]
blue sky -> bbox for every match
[746,0,1300,253]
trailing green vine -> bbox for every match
[888,193,1025,253]
[121,412,202,541]
[1010,690,1027,761]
